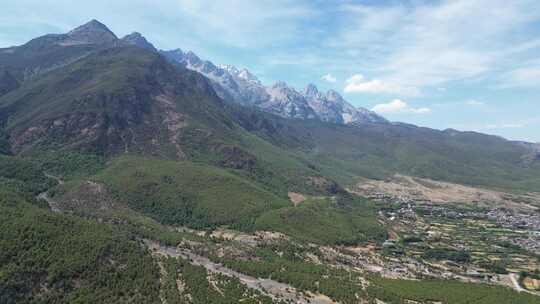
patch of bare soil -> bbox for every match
[351,174,540,211]
[288,192,306,206]
[209,228,289,246]
[344,244,377,254]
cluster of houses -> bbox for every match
[486,209,540,231]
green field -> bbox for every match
[368,276,540,304]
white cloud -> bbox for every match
[500,66,540,88]
[332,0,540,91]
[321,73,337,83]
[372,99,407,113]
[372,99,431,114]
[484,123,526,129]
[0,0,318,50]
[465,100,485,106]
[344,74,420,96]
[167,0,317,48]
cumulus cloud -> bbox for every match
[344,74,419,96]
[372,99,431,114]
[321,73,337,83]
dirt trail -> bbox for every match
[36,173,64,213]
[144,240,336,304]
[510,273,525,293]
[44,172,64,185]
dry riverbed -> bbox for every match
[144,239,337,304]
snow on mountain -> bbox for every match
[303,84,345,123]
[217,63,268,104]
[160,49,387,124]
[220,64,261,85]
[262,81,317,119]
[161,49,244,103]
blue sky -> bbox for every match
[1,0,539,142]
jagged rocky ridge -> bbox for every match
[160,49,387,124]
[0,19,385,125]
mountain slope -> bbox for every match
[66,156,290,228]
[0,43,340,200]
[1,20,538,197]
[0,46,230,157]
[239,115,540,192]
[0,169,160,303]
[0,20,117,85]
[0,70,19,97]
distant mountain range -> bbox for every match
[160,49,387,124]
[1,19,385,126]
[0,19,538,191]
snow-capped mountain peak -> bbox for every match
[219,64,261,85]
[237,68,260,84]
[160,48,387,125]
[218,64,239,74]
[326,89,343,102]
[304,83,321,98]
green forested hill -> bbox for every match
[230,108,540,192]
[80,156,290,228]
[0,175,160,303]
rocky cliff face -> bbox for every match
[0,46,228,158]
[262,81,317,120]
[303,84,387,124]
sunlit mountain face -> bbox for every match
[1,2,540,303]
